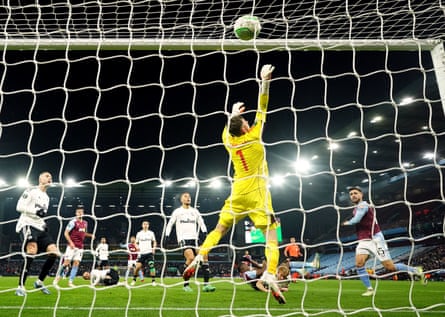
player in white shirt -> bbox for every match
[131,221,157,286]
[165,192,214,292]
[15,171,60,296]
[95,237,110,269]
[83,268,120,286]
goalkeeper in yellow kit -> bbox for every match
[183,64,285,304]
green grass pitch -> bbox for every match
[0,276,444,317]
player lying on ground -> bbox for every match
[238,260,290,292]
[83,267,120,286]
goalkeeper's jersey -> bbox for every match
[223,93,269,195]
[16,186,49,232]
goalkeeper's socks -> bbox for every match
[356,267,372,289]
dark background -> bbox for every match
[0,48,444,253]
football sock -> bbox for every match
[202,262,210,283]
[357,267,372,289]
[69,265,79,282]
[265,240,279,275]
[395,263,416,274]
[39,255,57,282]
[19,256,34,287]
[183,263,190,281]
[200,229,222,256]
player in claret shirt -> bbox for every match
[54,207,94,287]
[342,186,425,296]
[125,235,144,282]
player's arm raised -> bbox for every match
[256,64,274,123]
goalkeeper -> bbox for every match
[184,64,286,304]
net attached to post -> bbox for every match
[0,1,444,317]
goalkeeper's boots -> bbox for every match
[34,280,51,295]
[260,271,286,304]
[183,254,203,279]
[312,253,321,269]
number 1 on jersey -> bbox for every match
[235,149,249,171]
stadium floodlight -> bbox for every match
[0,178,7,187]
[347,131,357,138]
[16,178,29,188]
[370,115,383,123]
[270,175,285,187]
[293,159,311,174]
[328,143,340,151]
[399,96,414,105]
[158,180,173,188]
[182,180,197,188]
[423,152,435,160]
[209,178,222,189]
[65,177,78,187]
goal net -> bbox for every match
[0,0,444,316]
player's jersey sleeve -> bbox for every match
[256,92,269,123]
[66,219,76,232]
[16,188,48,232]
[196,210,207,233]
[165,209,177,237]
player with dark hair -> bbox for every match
[165,192,213,292]
[183,64,286,304]
[125,235,144,282]
[54,207,94,287]
[95,237,110,269]
[15,171,60,296]
[131,221,157,286]
[342,186,425,296]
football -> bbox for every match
[234,15,261,40]
[82,271,90,280]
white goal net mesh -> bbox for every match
[0,1,444,317]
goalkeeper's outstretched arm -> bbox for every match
[256,64,274,123]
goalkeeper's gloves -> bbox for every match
[260,64,274,95]
[260,64,275,80]
[36,208,46,218]
[231,102,245,117]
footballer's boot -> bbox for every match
[183,254,203,279]
[203,284,216,292]
[260,271,286,304]
[34,280,51,295]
